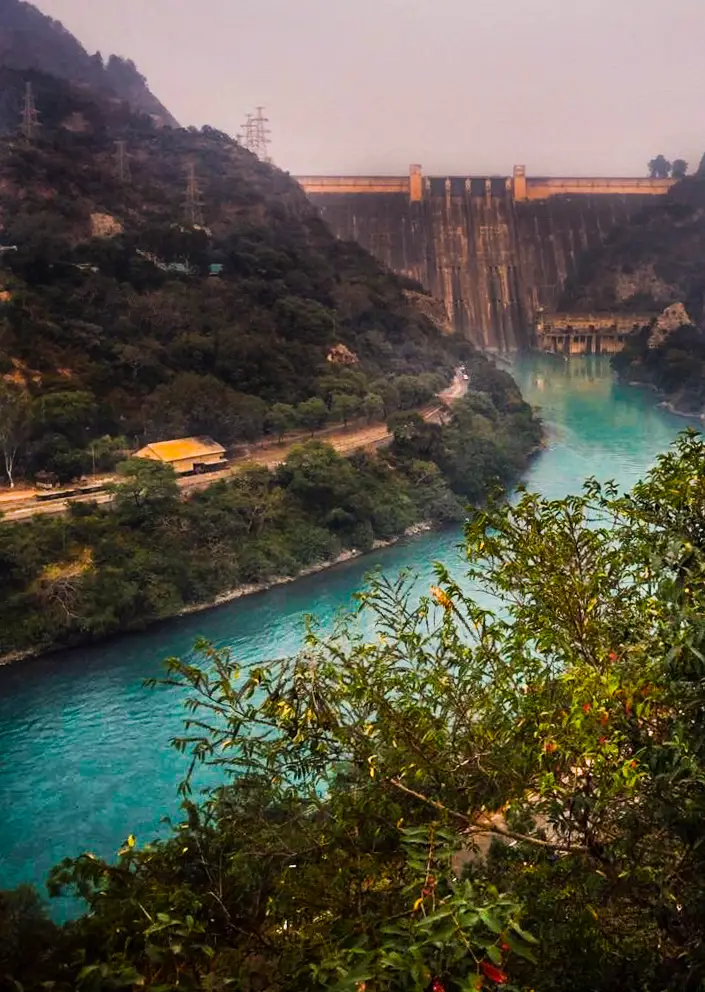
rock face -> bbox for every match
[326,343,359,365]
[647,303,694,349]
[403,290,454,335]
[90,213,123,238]
[0,0,177,126]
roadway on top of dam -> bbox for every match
[295,166,676,201]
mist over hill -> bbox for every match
[0,0,177,125]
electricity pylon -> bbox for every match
[21,81,40,140]
[184,161,204,227]
[238,106,271,162]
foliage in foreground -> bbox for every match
[7,432,705,991]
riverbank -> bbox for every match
[176,521,436,618]
[625,379,704,421]
[0,522,438,668]
[0,364,542,665]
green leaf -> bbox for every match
[509,921,538,944]
[479,907,503,934]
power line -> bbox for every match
[21,81,40,141]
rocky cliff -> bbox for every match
[0,0,177,126]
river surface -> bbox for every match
[0,355,693,912]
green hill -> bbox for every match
[561,171,705,323]
[559,165,705,411]
[0,68,474,481]
[0,0,177,126]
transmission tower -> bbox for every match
[21,81,40,141]
[115,140,131,183]
[184,161,204,227]
[237,113,254,148]
[239,106,271,162]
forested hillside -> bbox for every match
[562,167,705,324]
[0,0,176,125]
[0,68,474,482]
[0,372,541,658]
[612,309,705,414]
[559,161,705,411]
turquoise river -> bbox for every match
[0,354,696,913]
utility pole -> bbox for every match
[21,81,40,141]
[115,140,131,183]
[184,161,204,227]
[238,106,272,162]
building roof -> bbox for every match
[136,437,226,463]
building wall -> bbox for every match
[170,452,224,475]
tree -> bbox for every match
[361,392,385,423]
[395,374,435,411]
[25,432,705,992]
[0,382,30,488]
[648,154,672,178]
[296,396,328,435]
[144,374,265,445]
[330,392,360,426]
[32,391,97,445]
[266,402,298,442]
[110,457,179,521]
[672,158,688,179]
[0,885,57,985]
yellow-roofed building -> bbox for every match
[135,436,226,475]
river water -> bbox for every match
[0,355,692,910]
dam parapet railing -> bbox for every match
[296,165,677,202]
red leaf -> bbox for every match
[480,961,508,983]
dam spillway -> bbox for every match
[298,167,675,350]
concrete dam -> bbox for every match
[297,166,675,350]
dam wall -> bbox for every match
[299,168,674,350]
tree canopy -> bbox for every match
[0,378,540,658]
[648,154,672,178]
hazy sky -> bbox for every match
[36,0,705,177]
